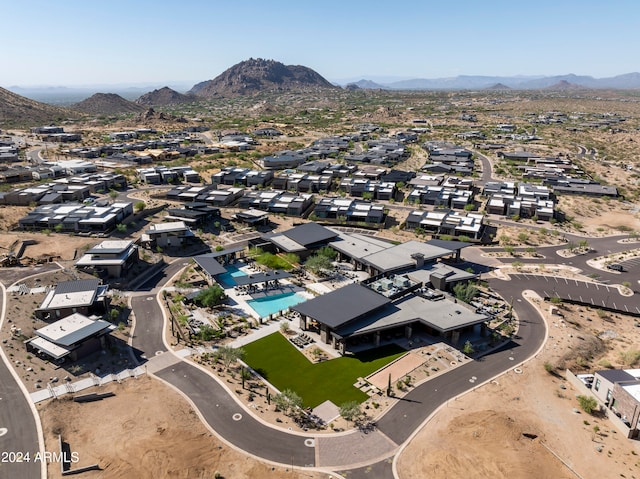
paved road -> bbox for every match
[130,259,192,362]
[128,255,548,471]
[0,277,48,479]
[377,276,545,445]
[127,236,638,474]
[0,363,41,479]
[155,361,317,466]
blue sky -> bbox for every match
[2,0,638,87]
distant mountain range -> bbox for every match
[348,73,640,90]
[4,61,640,121]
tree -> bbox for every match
[453,282,479,303]
[464,203,475,212]
[273,389,303,416]
[196,324,222,341]
[304,254,332,274]
[317,246,337,260]
[108,189,119,201]
[339,401,364,424]
[195,285,226,308]
[517,232,529,244]
[217,345,245,369]
[279,321,290,334]
[462,340,475,355]
[134,201,146,213]
[577,395,598,414]
[116,223,127,233]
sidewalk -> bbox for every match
[30,366,146,403]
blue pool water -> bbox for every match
[216,265,247,288]
[246,292,307,318]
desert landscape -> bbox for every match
[2,38,640,479]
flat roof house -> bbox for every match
[35,279,109,321]
[18,202,133,233]
[143,221,195,248]
[405,210,485,240]
[164,203,220,225]
[25,313,115,362]
[313,197,386,225]
[75,240,139,278]
[237,191,314,216]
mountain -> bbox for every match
[485,83,512,90]
[72,93,146,115]
[0,86,72,126]
[135,87,196,106]
[596,72,640,89]
[188,58,337,98]
[545,80,586,91]
[387,75,542,90]
[381,73,640,90]
[346,79,388,90]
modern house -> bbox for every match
[25,313,115,362]
[292,282,487,354]
[35,279,109,321]
[211,167,273,188]
[338,178,396,201]
[272,172,332,193]
[588,369,640,438]
[237,191,314,216]
[406,185,472,208]
[313,198,386,224]
[164,203,221,225]
[143,221,195,248]
[75,240,139,278]
[18,202,133,233]
[405,210,485,240]
[255,222,339,256]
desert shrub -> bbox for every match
[577,395,598,414]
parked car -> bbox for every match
[607,263,625,272]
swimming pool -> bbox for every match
[216,265,247,288]
[246,292,307,318]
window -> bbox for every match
[606,389,612,402]
[594,379,601,391]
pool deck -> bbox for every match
[247,284,304,299]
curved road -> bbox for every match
[0,264,61,479]
[129,254,549,473]
[0,287,42,479]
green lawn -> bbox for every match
[242,332,406,408]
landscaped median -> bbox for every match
[242,332,405,408]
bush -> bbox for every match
[462,340,475,355]
[577,395,598,414]
[619,349,640,367]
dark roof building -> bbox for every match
[292,284,390,330]
[259,222,339,253]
